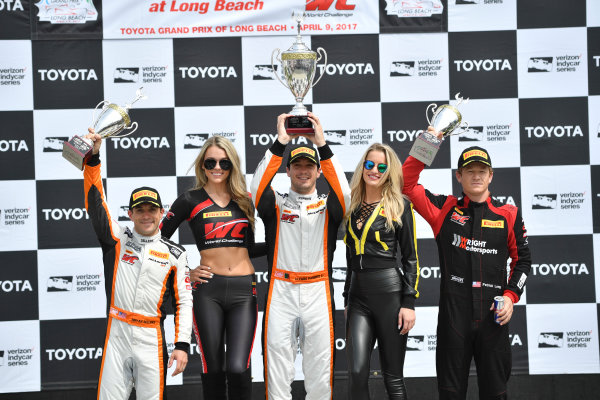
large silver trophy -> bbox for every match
[62,88,147,170]
[272,12,327,134]
[409,93,469,166]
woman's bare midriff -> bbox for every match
[199,247,255,276]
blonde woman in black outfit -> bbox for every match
[343,143,420,399]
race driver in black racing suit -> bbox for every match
[402,127,531,400]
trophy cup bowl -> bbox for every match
[409,93,469,166]
[62,87,147,170]
[271,12,327,134]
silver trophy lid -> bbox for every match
[282,12,316,59]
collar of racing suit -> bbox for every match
[132,229,161,244]
[460,193,493,208]
[288,189,318,204]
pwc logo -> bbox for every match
[306,0,355,11]
[450,211,469,226]
[121,253,139,265]
[204,219,247,239]
[281,212,300,224]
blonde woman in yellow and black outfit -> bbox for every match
[343,143,420,399]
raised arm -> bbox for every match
[83,133,121,249]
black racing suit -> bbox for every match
[402,156,531,400]
[160,188,264,400]
[343,197,420,400]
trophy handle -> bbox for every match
[312,47,327,88]
[426,103,437,126]
[92,100,109,127]
[111,122,137,138]
[271,49,289,89]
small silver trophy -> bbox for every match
[409,93,469,166]
[62,87,147,170]
[272,12,327,134]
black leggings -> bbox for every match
[346,268,408,400]
[193,273,257,400]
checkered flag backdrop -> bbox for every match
[0,0,599,394]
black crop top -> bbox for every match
[160,188,263,255]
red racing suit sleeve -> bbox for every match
[402,155,451,237]
[503,208,531,304]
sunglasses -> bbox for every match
[204,158,232,171]
[364,160,388,173]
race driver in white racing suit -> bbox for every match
[83,130,193,400]
[250,113,351,400]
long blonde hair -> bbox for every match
[191,136,255,229]
[348,143,405,230]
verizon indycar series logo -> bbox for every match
[43,137,68,152]
[538,331,592,349]
[253,65,280,80]
[458,124,511,142]
[390,59,443,77]
[384,0,443,17]
[0,67,27,86]
[47,274,102,292]
[114,66,168,84]
[1,347,34,367]
[184,133,209,149]
[35,0,98,24]
[324,130,347,145]
[532,192,585,210]
[114,68,139,83]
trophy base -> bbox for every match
[286,115,314,135]
[409,131,442,167]
[62,135,94,170]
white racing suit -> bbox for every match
[84,154,193,400]
[250,140,350,400]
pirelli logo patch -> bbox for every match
[291,147,316,158]
[149,250,169,259]
[132,190,158,200]
[307,199,325,210]
[463,149,488,160]
[203,211,232,218]
[482,219,504,228]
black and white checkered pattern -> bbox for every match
[0,0,599,393]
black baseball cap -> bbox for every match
[457,146,492,169]
[129,187,163,209]
[286,144,320,168]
